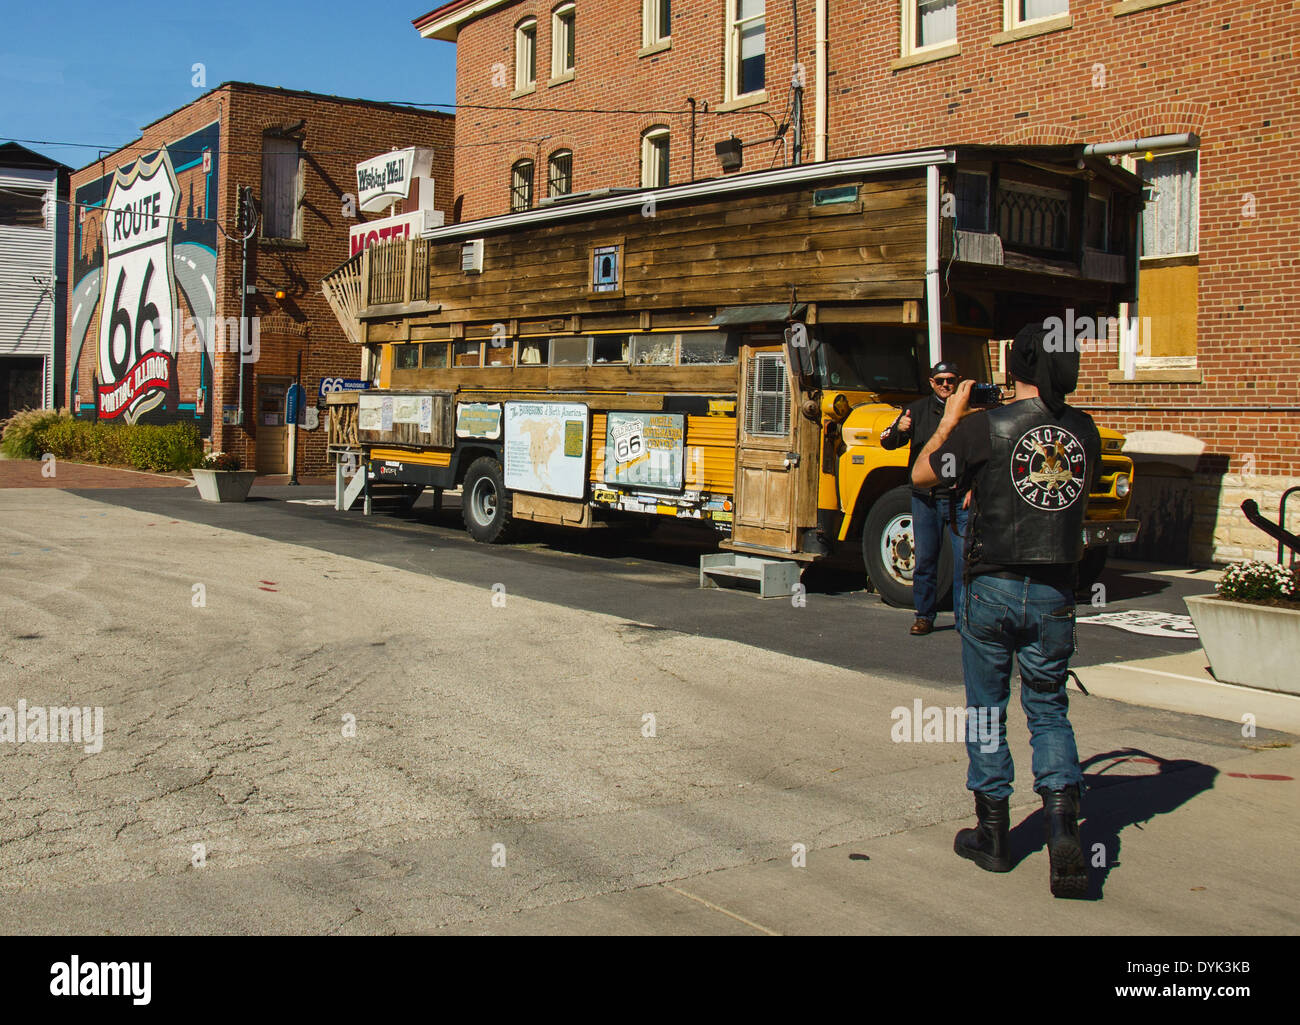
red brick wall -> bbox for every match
[68,83,454,476]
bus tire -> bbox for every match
[461,456,516,544]
[862,485,955,610]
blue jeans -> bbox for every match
[911,492,968,627]
[960,574,1083,800]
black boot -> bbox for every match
[1041,785,1088,899]
[953,792,1011,872]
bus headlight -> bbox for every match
[1114,473,1131,498]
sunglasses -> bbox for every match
[933,377,958,386]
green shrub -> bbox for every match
[7,413,204,473]
[1216,561,1299,603]
[1,408,65,459]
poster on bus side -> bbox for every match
[503,401,589,499]
[604,412,686,492]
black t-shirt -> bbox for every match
[928,412,1093,591]
[880,393,953,496]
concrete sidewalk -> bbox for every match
[0,488,1294,935]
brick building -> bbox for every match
[66,82,454,476]
[412,0,1298,565]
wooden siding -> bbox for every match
[365,174,927,331]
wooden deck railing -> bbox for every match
[364,238,432,308]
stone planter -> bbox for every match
[1184,594,1300,695]
[192,469,257,503]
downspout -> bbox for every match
[814,0,827,161]
[925,164,942,367]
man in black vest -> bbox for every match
[880,361,969,635]
[911,322,1100,898]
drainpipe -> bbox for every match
[1082,133,1199,158]
[925,164,942,367]
[814,0,827,161]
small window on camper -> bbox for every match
[453,341,482,367]
[955,171,990,232]
[550,336,590,365]
[592,336,629,364]
[421,342,449,369]
[519,339,550,365]
[485,339,515,366]
[632,335,675,365]
[1084,194,1108,251]
[678,332,735,365]
[395,344,420,370]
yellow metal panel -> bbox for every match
[587,413,737,494]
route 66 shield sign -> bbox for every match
[96,150,179,422]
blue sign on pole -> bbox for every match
[286,383,305,425]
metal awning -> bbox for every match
[710,303,807,326]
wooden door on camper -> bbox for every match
[732,341,799,552]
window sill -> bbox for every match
[509,84,536,99]
[638,39,671,58]
[716,90,768,113]
[991,14,1072,46]
[547,70,575,87]
[1113,0,1185,16]
[890,42,960,71]
[1107,368,1203,384]
[259,237,307,250]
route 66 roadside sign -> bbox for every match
[96,150,179,423]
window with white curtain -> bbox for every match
[1010,0,1067,26]
[551,4,575,77]
[261,136,302,239]
[510,159,534,212]
[1140,151,1198,258]
[902,0,957,55]
[641,128,669,188]
[515,18,537,91]
[726,0,765,101]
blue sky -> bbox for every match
[0,0,458,170]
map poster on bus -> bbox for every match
[503,401,589,500]
[604,412,686,491]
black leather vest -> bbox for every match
[970,398,1100,565]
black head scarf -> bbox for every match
[1008,320,1079,417]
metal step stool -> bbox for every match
[699,552,803,599]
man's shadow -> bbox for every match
[1006,748,1218,900]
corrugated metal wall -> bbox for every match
[0,166,58,406]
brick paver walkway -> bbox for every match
[0,459,189,489]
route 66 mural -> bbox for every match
[70,121,219,430]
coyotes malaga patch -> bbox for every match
[1010,425,1087,510]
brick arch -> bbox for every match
[1105,103,1207,142]
[258,313,308,338]
[997,124,1084,147]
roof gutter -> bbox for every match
[421,148,955,243]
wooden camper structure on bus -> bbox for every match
[322,145,1141,595]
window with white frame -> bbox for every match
[515,18,537,91]
[902,0,957,55]
[548,150,573,197]
[1139,150,1198,258]
[726,0,765,101]
[261,135,302,239]
[551,4,575,77]
[510,159,534,212]
[643,0,671,47]
[1006,0,1067,28]
[641,128,669,188]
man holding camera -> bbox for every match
[911,323,1100,899]
[880,361,970,635]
